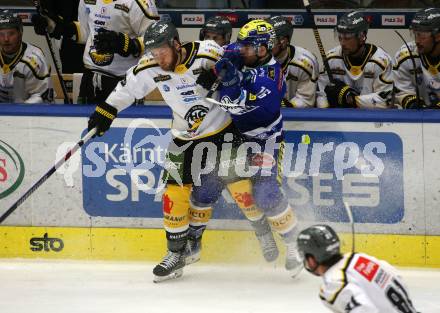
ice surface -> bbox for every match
[0,260,438,313]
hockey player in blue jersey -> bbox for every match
[195,19,303,276]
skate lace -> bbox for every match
[160,251,181,268]
[286,243,301,261]
[258,232,277,252]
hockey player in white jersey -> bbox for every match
[0,12,52,104]
[267,15,319,108]
[394,8,440,109]
[37,0,159,103]
[297,225,419,313]
[318,11,394,109]
[87,20,239,282]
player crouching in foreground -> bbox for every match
[297,225,419,313]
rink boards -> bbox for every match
[1,105,440,267]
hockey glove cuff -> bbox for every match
[88,102,118,137]
[402,95,425,109]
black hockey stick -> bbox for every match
[33,0,71,104]
[0,128,96,224]
[394,30,423,108]
[302,0,335,83]
[343,201,355,252]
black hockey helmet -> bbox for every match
[0,11,23,32]
[297,225,341,264]
[410,8,440,35]
[144,20,179,50]
[336,11,369,36]
[267,16,294,41]
[199,16,232,42]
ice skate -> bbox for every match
[285,242,303,278]
[153,250,185,283]
[185,236,202,265]
[256,231,279,262]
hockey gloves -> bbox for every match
[402,95,425,109]
[31,14,76,40]
[324,80,359,108]
[196,68,217,91]
[215,58,241,87]
[222,42,244,70]
[88,102,118,137]
[93,28,141,57]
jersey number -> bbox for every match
[385,278,416,313]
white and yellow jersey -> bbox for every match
[106,40,231,140]
[75,0,159,77]
[278,45,319,108]
[317,44,394,109]
[0,42,51,104]
[394,41,440,107]
[320,253,418,313]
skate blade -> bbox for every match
[153,269,183,283]
[289,265,303,279]
[185,253,201,265]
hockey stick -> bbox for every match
[206,77,222,100]
[302,0,335,83]
[394,30,423,108]
[0,128,96,224]
[343,201,355,252]
[33,0,71,104]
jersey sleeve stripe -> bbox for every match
[394,55,420,70]
[19,60,50,80]
[134,0,160,20]
[133,62,158,75]
[326,253,356,305]
[287,62,317,82]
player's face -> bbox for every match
[413,30,437,55]
[0,28,22,55]
[239,44,267,66]
[337,32,362,56]
[150,42,179,71]
[271,37,287,58]
[203,31,228,47]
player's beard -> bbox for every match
[159,48,180,72]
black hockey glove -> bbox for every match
[428,101,440,109]
[324,80,359,108]
[281,98,295,108]
[402,95,425,109]
[31,14,48,36]
[196,68,217,91]
[88,102,118,137]
[31,13,75,40]
[93,28,141,57]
